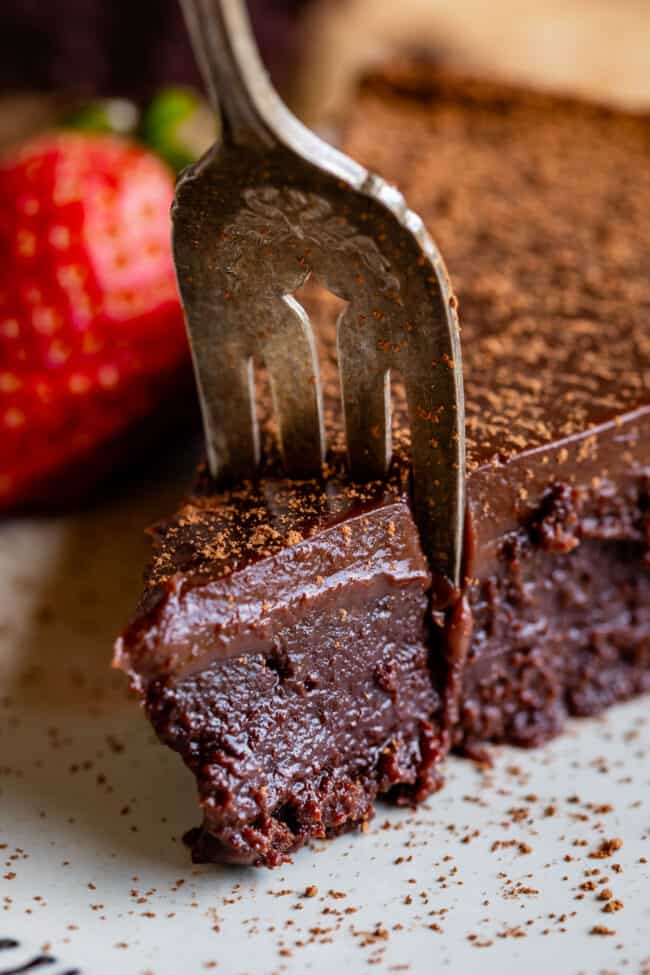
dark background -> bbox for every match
[0,0,311,97]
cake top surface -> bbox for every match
[344,63,650,473]
[144,457,412,591]
[144,65,650,590]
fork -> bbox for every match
[174,0,466,597]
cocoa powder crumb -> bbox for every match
[590,838,623,859]
[602,900,624,914]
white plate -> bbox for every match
[1,472,648,975]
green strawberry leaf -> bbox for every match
[139,87,219,172]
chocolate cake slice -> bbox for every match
[116,64,650,866]
[116,456,448,865]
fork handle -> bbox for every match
[179,0,369,188]
[179,0,285,150]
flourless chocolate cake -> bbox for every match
[115,63,650,866]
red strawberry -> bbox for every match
[0,132,193,512]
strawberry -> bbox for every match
[0,132,193,512]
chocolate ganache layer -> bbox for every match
[116,63,650,865]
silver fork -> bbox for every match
[174,0,466,597]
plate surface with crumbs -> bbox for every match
[0,467,648,975]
